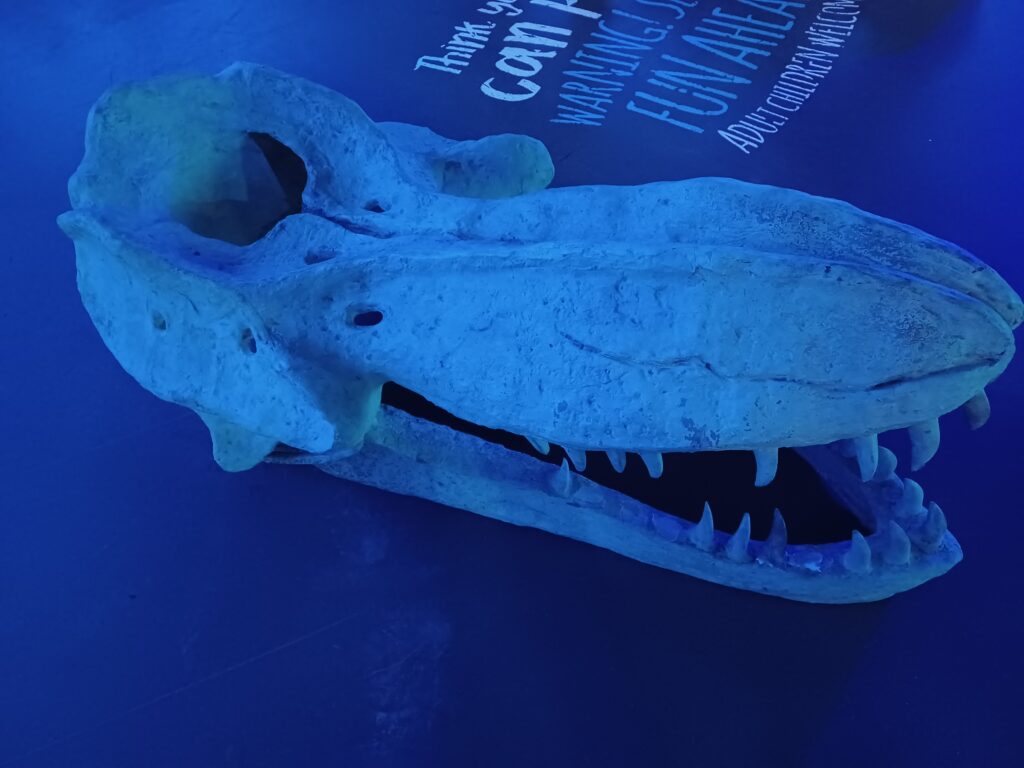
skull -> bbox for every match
[58,63,1022,603]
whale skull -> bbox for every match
[58,63,1022,603]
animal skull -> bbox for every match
[58,63,1022,603]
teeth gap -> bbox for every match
[573,448,868,546]
[379,382,867,546]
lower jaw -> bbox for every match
[268,404,963,604]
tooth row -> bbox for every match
[648,499,789,566]
[586,479,944,572]
[531,440,785,490]
[533,384,993,489]
[836,422,939,481]
[539,423,948,571]
[525,438,666,478]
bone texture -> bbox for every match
[57,64,1021,603]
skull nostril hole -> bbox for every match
[152,312,168,331]
[304,249,335,265]
[240,328,258,354]
[347,306,384,327]
[364,200,388,213]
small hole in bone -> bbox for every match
[349,308,384,327]
[364,200,387,213]
[152,312,168,331]
[304,249,335,265]
[240,328,257,354]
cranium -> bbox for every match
[58,63,1022,603]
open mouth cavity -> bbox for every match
[269,380,964,604]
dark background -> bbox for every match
[1,1,1021,766]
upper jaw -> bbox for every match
[260,212,1016,460]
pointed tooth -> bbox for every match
[908,418,940,471]
[549,458,575,498]
[881,520,911,565]
[873,446,898,482]
[639,451,663,479]
[925,501,948,540]
[651,511,684,542]
[963,390,991,430]
[897,478,925,520]
[527,436,550,455]
[761,508,787,564]
[842,531,873,574]
[689,501,715,551]
[753,448,778,487]
[852,434,879,483]
[564,446,587,472]
[606,449,627,473]
[912,501,948,553]
[724,513,752,563]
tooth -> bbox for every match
[873,446,898,482]
[724,513,752,563]
[912,501,948,553]
[753,448,778,487]
[639,451,664,479]
[842,531,873,573]
[881,520,911,565]
[549,458,575,498]
[853,434,879,482]
[908,419,940,471]
[527,436,550,455]
[606,449,627,473]
[897,478,925,520]
[564,446,587,472]
[761,508,787,564]
[689,501,715,551]
[651,510,684,542]
[963,390,991,430]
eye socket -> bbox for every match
[172,132,307,246]
[152,312,168,331]
[347,307,384,327]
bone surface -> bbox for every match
[58,64,1023,603]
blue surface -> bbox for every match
[1,1,1022,765]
